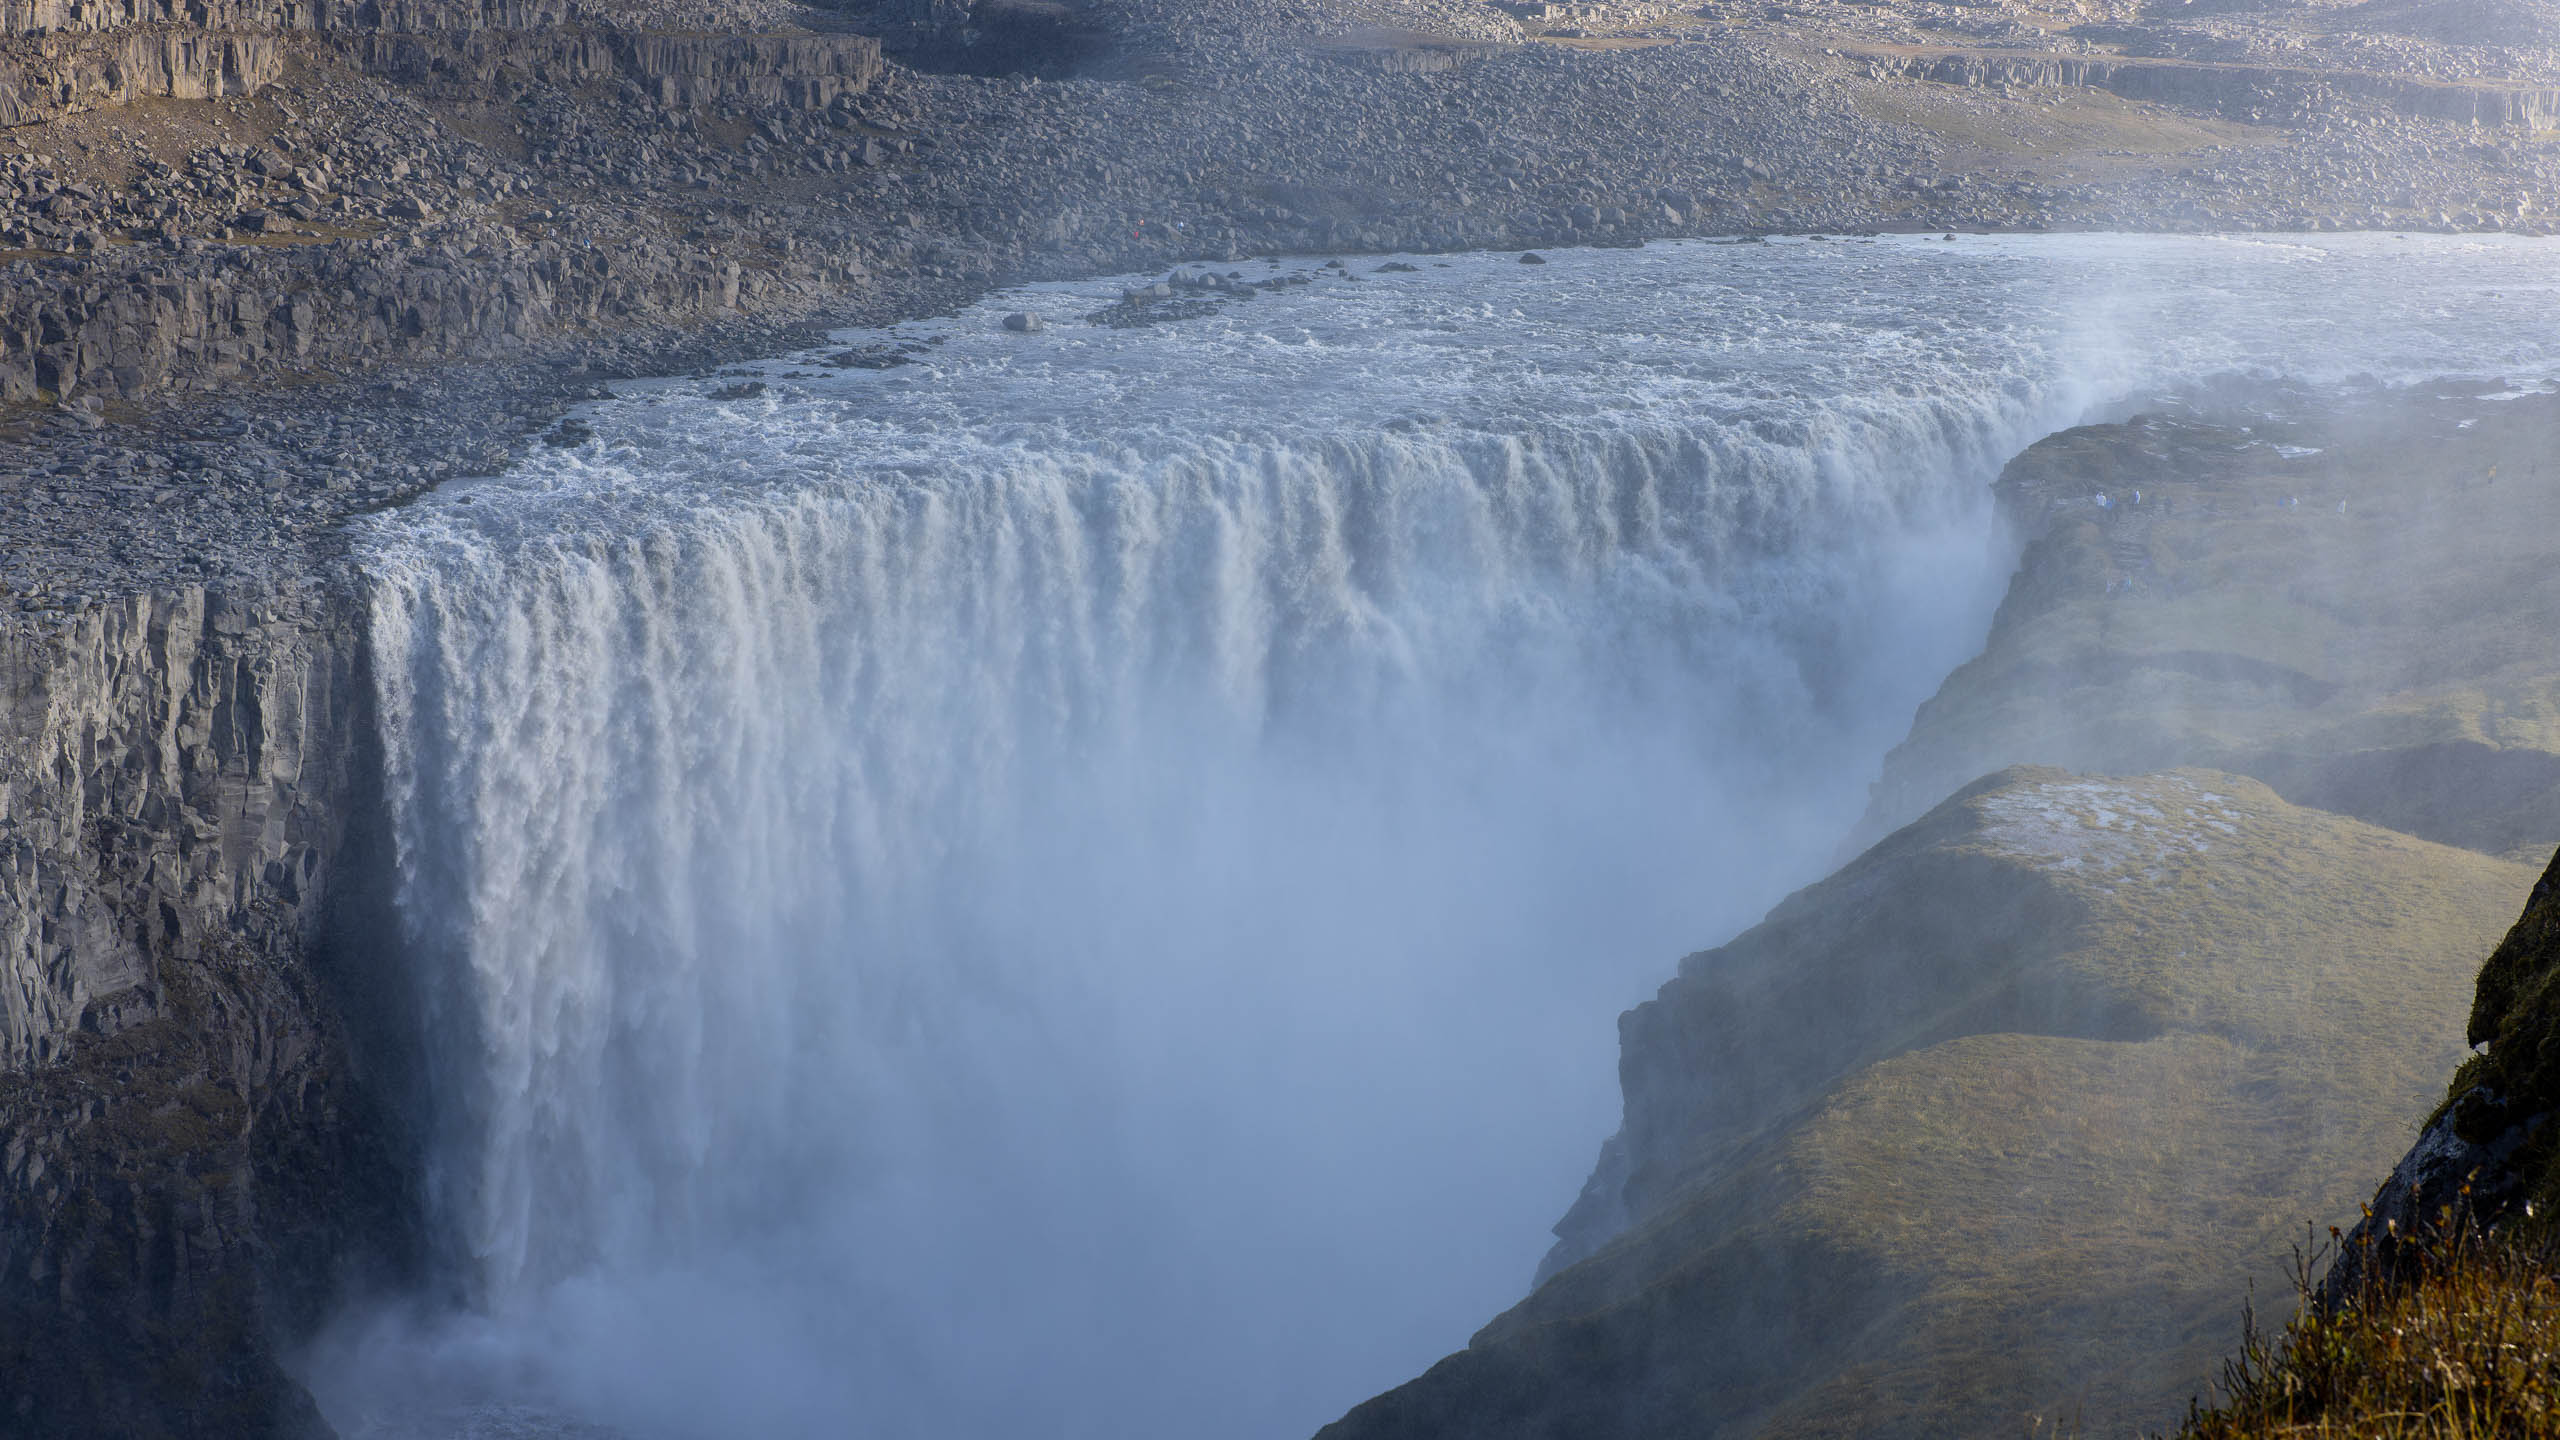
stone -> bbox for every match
[1002,309,1042,332]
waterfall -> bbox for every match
[323,236,2560,1440]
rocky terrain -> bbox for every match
[0,0,2556,601]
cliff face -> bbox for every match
[1863,388,2560,860]
[0,581,410,1439]
[1325,768,2525,1440]
[0,1,882,129]
[0,26,279,127]
[0,586,349,1066]
[2325,841,2560,1301]
[1329,381,2560,1440]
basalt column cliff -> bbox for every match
[0,579,406,1437]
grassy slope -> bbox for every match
[2175,826,2560,1439]
[1866,389,2560,859]
[1321,767,2527,1440]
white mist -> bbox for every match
[316,235,2560,1440]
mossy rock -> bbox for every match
[1321,766,2527,1440]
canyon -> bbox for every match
[3,0,2560,1435]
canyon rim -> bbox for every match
[4,1,2560,1437]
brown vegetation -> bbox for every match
[2180,1217,2560,1440]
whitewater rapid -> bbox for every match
[326,234,2560,1440]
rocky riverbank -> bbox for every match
[3,0,2559,600]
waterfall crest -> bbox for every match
[334,235,2560,1440]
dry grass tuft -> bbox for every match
[2179,1214,2560,1440]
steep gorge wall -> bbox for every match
[0,580,410,1439]
[0,584,352,1068]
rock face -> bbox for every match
[0,28,280,127]
[0,585,347,1067]
[1863,388,2560,860]
[0,3,881,128]
[0,224,818,405]
[0,582,411,1439]
[2329,841,2560,1301]
[341,27,881,109]
[1323,768,2525,1440]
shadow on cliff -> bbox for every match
[0,595,426,1440]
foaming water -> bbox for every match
[317,235,2560,1440]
